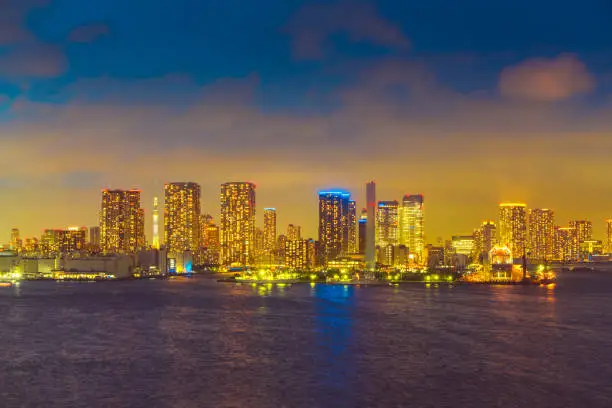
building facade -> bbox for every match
[399,194,425,263]
[318,190,351,265]
[220,182,256,266]
[164,182,201,254]
[499,203,527,258]
[100,189,145,254]
[528,208,555,261]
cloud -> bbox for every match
[0,45,67,78]
[286,0,410,60]
[68,22,110,43]
[499,54,595,101]
[0,0,49,44]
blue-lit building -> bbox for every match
[318,190,351,265]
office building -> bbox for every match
[528,209,555,261]
[201,215,220,265]
[89,226,101,251]
[318,190,351,265]
[10,228,21,252]
[100,189,145,254]
[376,200,399,266]
[400,194,425,263]
[164,182,201,254]
[452,235,475,257]
[285,239,309,269]
[220,182,256,266]
[499,203,527,258]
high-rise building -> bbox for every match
[287,224,302,241]
[400,194,425,263]
[201,215,220,265]
[376,200,399,265]
[10,228,21,252]
[451,235,475,257]
[164,182,201,254]
[570,220,592,244]
[220,182,256,266]
[569,220,593,260]
[606,219,612,254]
[528,209,555,261]
[365,182,376,270]
[23,237,39,253]
[285,239,308,269]
[553,226,577,261]
[318,190,351,265]
[348,200,357,254]
[358,209,367,254]
[475,221,497,263]
[100,189,145,254]
[61,227,87,253]
[499,203,527,258]
[41,229,62,255]
[152,197,160,250]
[263,208,277,253]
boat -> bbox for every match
[0,282,12,287]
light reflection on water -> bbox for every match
[0,272,610,407]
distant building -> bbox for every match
[528,209,554,261]
[318,190,351,265]
[400,194,425,263]
[89,226,101,251]
[285,239,309,269]
[365,181,376,270]
[287,224,302,241]
[376,200,399,266]
[499,203,527,258]
[10,228,21,252]
[100,189,145,254]
[358,209,367,254]
[201,216,220,265]
[152,197,160,250]
[220,182,256,266]
[263,208,277,254]
[553,226,577,262]
[451,235,475,257]
[164,182,201,255]
[348,200,357,254]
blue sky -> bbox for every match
[1,0,612,240]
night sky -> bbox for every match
[1,0,612,242]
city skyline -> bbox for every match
[4,182,612,246]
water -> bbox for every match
[0,272,611,407]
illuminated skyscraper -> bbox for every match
[477,221,497,263]
[100,189,145,254]
[528,209,554,261]
[358,209,367,254]
[376,200,399,266]
[569,220,592,244]
[365,182,376,270]
[553,226,576,261]
[41,229,62,255]
[201,215,220,265]
[400,194,425,263]
[152,197,160,250]
[318,190,351,264]
[287,224,302,241]
[606,219,612,254]
[9,228,21,252]
[220,182,256,266]
[285,239,308,269]
[263,208,277,253]
[499,203,527,258]
[164,182,201,254]
[348,200,357,254]
[61,227,87,253]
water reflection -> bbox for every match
[312,284,356,405]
